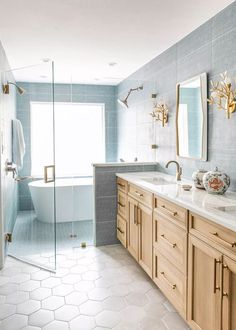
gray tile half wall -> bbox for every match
[94,163,157,246]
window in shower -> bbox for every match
[31,102,105,177]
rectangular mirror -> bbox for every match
[176,72,207,161]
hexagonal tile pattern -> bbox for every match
[28,309,54,327]
[30,287,52,301]
[95,310,121,328]
[0,314,28,330]
[70,315,96,330]
[17,299,40,315]
[80,300,103,316]
[88,287,110,301]
[65,291,88,305]
[0,245,189,329]
[55,305,79,321]
[102,296,126,311]
[43,320,69,330]
[0,304,16,320]
[42,296,65,311]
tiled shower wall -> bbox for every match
[17,83,117,210]
[0,42,18,261]
[116,1,236,191]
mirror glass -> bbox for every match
[176,73,207,160]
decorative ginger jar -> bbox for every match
[203,167,230,195]
[192,169,207,189]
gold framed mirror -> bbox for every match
[176,72,207,161]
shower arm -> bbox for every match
[125,86,143,102]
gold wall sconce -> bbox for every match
[150,94,168,127]
[208,71,236,119]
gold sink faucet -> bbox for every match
[165,160,182,181]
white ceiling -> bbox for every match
[0,0,234,85]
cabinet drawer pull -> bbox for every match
[222,264,229,299]
[211,232,236,248]
[118,182,125,188]
[160,271,176,289]
[118,201,125,208]
[134,205,138,225]
[213,258,221,293]
[161,205,177,217]
[160,234,176,248]
[134,191,143,197]
[117,227,124,234]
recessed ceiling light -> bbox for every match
[40,75,47,79]
[108,62,117,67]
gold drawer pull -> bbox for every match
[117,227,124,234]
[211,232,236,248]
[161,205,177,217]
[118,182,125,188]
[213,259,221,293]
[118,201,125,208]
[160,271,176,289]
[134,191,143,197]
[160,234,176,248]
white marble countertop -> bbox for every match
[116,171,236,233]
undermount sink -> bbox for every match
[214,205,236,215]
[141,177,176,185]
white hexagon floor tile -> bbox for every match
[0,245,189,330]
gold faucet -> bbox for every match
[165,160,182,181]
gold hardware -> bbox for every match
[3,84,9,94]
[134,191,143,197]
[160,271,176,289]
[211,232,236,247]
[208,71,236,119]
[117,227,124,234]
[5,233,12,242]
[160,234,176,248]
[44,165,55,183]
[80,242,87,248]
[118,201,125,208]
[161,205,177,217]
[134,205,138,225]
[223,292,228,297]
[137,207,141,225]
[150,94,168,127]
[165,160,182,181]
[151,144,158,149]
[213,258,221,293]
[117,182,125,188]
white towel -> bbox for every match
[12,119,25,170]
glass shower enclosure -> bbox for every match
[3,61,57,271]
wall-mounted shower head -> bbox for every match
[3,82,26,95]
[117,85,143,109]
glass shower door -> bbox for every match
[4,61,57,271]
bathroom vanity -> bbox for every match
[116,172,236,330]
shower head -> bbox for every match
[3,82,26,95]
[117,85,143,109]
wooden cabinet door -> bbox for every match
[188,235,222,330]
[127,197,139,261]
[222,256,236,330]
[138,203,152,277]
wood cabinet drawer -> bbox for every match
[117,215,127,248]
[117,190,127,219]
[153,248,186,318]
[190,212,236,256]
[128,184,153,208]
[153,211,187,274]
[117,177,128,193]
[154,196,187,229]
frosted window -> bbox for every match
[30,102,105,177]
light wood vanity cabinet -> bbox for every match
[188,212,236,330]
[116,177,236,330]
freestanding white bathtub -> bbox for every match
[28,178,93,223]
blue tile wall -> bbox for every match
[16,83,117,210]
[116,1,236,191]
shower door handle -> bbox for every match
[44,165,55,183]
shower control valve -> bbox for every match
[5,159,17,178]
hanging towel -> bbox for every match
[12,119,26,170]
